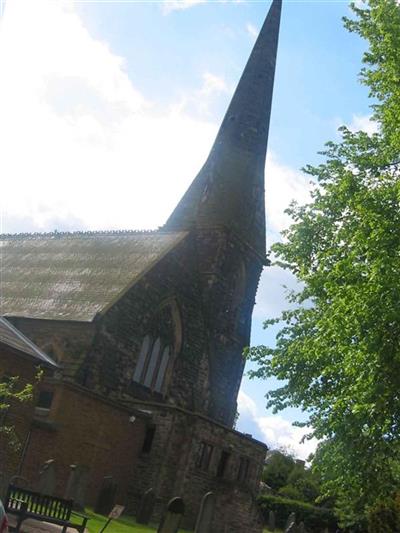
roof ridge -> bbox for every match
[0,229,170,240]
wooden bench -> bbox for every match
[4,485,89,533]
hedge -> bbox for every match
[259,494,338,531]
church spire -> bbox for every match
[165,0,282,257]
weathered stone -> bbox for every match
[285,512,296,530]
[194,492,215,533]
[268,510,276,531]
[157,497,185,533]
[37,459,56,496]
[10,476,29,489]
[64,465,89,510]
[94,476,117,516]
[298,522,306,533]
[136,488,156,525]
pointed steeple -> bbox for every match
[165,0,282,257]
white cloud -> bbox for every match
[162,0,206,14]
[200,72,229,96]
[238,389,258,418]
[238,391,318,460]
[348,114,379,135]
[265,152,311,239]
[257,414,318,461]
[0,0,218,233]
[0,0,310,238]
[246,22,258,40]
[170,71,230,118]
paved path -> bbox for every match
[8,514,87,533]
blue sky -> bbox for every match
[0,0,376,458]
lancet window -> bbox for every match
[133,335,171,393]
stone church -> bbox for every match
[0,1,281,531]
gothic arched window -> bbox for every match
[132,299,182,394]
[133,337,171,393]
[154,346,170,392]
[133,335,151,383]
[143,338,161,388]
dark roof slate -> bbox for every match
[0,230,187,321]
[0,316,58,367]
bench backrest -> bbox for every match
[5,485,73,521]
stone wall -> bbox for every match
[195,227,264,426]
[83,235,211,416]
[128,400,267,533]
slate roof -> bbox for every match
[0,316,58,367]
[0,230,187,322]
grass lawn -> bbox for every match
[74,508,192,533]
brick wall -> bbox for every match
[20,381,147,507]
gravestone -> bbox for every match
[298,522,306,533]
[268,510,276,531]
[285,523,297,533]
[157,497,185,533]
[194,492,215,533]
[136,488,156,525]
[38,459,56,495]
[94,476,117,516]
[64,464,89,510]
[10,476,29,489]
[285,512,296,530]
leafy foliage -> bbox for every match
[248,0,400,527]
[366,496,400,533]
[0,376,34,449]
[258,494,337,531]
[263,450,297,491]
[263,449,321,505]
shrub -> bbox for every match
[278,484,303,501]
[259,494,337,531]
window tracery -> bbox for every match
[132,300,181,394]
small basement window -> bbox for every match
[36,390,54,410]
[142,426,156,453]
[217,450,231,478]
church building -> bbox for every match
[0,2,281,531]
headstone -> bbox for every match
[268,510,276,532]
[285,523,298,533]
[157,497,185,533]
[94,476,117,516]
[285,512,296,530]
[194,492,216,533]
[10,476,29,489]
[64,465,89,510]
[298,522,306,533]
[136,488,156,525]
[38,459,56,495]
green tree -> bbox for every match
[263,449,296,491]
[0,376,34,449]
[248,0,400,527]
